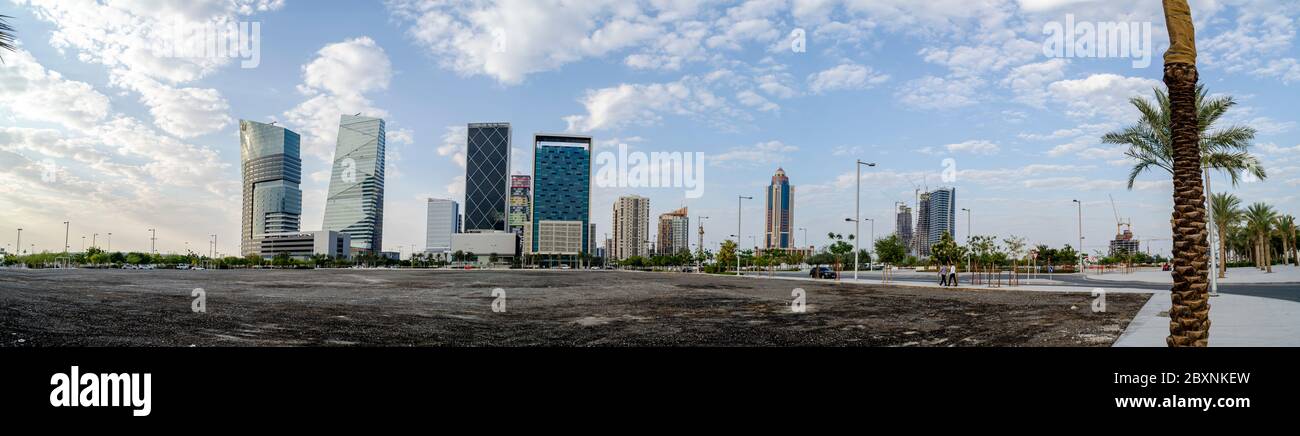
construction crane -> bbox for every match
[1109,195,1137,259]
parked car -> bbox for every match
[810,266,837,279]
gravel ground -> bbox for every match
[0,269,1148,347]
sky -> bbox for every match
[1,0,1298,259]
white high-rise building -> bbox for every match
[425,198,459,255]
[612,195,650,260]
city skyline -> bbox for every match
[3,1,1299,259]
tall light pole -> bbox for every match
[15,228,21,255]
[854,160,877,280]
[962,208,972,275]
[1204,167,1219,296]
[106,232,112,253]
[148,228,156,254]
[63,221,69,268]
[697,216,709,273]
[1072,200,1084,274]
[865,218,874,264]
[737,195,752,275]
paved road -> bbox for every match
[764,270,1300,303]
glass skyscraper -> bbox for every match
[425,198,458,255]
[322,114,386,254]
[464,123,511,232]
[531,134,591,256]
[240,120,303,256]
[927,187,957,247]
[764,168,794,249]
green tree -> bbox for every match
[1244,203,1276,272]
[716,240,737,273]
[1211,192,1243,278]
[929,232,965,266]
[873,234,907,264]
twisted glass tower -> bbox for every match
[323,115,386,254]
[240,120,303,256]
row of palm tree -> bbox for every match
[1212,193,1299,274]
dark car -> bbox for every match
[810,266,837,279]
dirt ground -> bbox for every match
[0,269,1149,347]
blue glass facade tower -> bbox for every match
[531,134,591,255]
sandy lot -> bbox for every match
[0,269,1148,347]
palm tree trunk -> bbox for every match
[1163,0,1210,347]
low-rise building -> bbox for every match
[253,231,351,260]
[452,231,518,265]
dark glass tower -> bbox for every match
[464,123,511,232]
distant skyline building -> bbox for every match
[764,168,794,249]
[657,207,689,255]
[914,192,931,257]
[927,187,957,248]
[509,175,531,254]
[896,204,913,254]
[425,198,459,255]
[322,114,386,254]
[239,120,303,256]
[613,195,650,260]
[531,134,591,260]
[588,222,598,256]
[464,122,511,232]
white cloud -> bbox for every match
[283,37,393,161]
[17,0,283,137]
[896,75,981,110]
[807,63,889,94]
[1001,59,1067,108]
[710,140,799,166]
[388,0,665,85]
[109,71,232,138]
[0,50,111,132]
[437,125,468,168]
[563,74,744,132]
[1047,74,1161,122]
[945,140,1000,155]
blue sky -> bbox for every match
[1,0,1298,258]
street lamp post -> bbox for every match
[1072,200,1084,274]
[15,228,21,255]
[697,216,709,273]
[864,218,874,269]
[63,221,69,268]
[148,228,156,254]
[737,195,752,275]
[1204,167,1219,297]
[106,232,112,253]
[854,160,877,280]
[962,208,972,278]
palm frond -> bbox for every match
[0,15,17,62]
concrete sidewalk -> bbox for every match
[1088,265,1300,284]
[741,273,1300,347]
